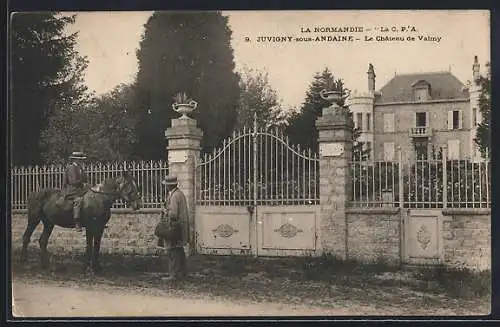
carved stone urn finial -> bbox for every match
[172,92,197,119]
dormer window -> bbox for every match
[411,80,431,102]
[415,88,428,101]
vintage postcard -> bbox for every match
[10,10,491,318]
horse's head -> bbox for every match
[116,171,142,211]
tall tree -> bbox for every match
[235,66,285,130]
[40,84,137,163]
[11,12,88,166]
[285,68,363,157]
[131,11,240,159]
[474,62,491,158]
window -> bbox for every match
[383,113,395,132]
[356,113,363,130]
[415,112,427,127]
[414,140,428,160]
[383,142,395,161]
[447,110,463,130]
[447,140,460,160]
[366,113,371,131]
[473,108,478,127]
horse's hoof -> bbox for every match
[92,265,103,274]
[85,268,95,280]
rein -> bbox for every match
[88,187,120,197]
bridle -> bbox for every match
[88,178,139,203]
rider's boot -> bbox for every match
[73,198,83,232]
[157,237,165,248]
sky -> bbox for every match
[68,10,490,110]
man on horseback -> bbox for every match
[62,151,88,232]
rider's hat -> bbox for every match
[69,151,87,160]
[161,175,178,186]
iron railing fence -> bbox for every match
[350,153,491,209]
[11,160,168,210]
[196,126,320,206]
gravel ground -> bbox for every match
[10,250,491,317]
[12,278,391,317]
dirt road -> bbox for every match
[11,253,490,317]
[12,278,365,317]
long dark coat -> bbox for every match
[156,188,189,247]
[62,162,88,199]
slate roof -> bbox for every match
[375,71,470,103]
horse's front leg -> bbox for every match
[92,226,105,274]
[84,227,94,274]
[39,221,54,269]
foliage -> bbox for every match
[417,266,491,298]
[285,68,365,158]
[173,92,193,104]
[474,62,491,158]
[130,11,241,159]
[11,12,89,165]
[40,84,137,163]
[235,66,285,130]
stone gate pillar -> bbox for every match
[315,100,353,260]
[165,115,203,254]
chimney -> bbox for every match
[473,55,480,81]
[367,63,376,92]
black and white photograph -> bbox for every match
[9,10,491,317]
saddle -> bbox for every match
[61,184,89,200]
[56,186,87,210]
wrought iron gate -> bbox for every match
[195,118,320,256]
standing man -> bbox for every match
[155,175,189,280]
[62,151,88,232]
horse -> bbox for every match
[20,172,142,275]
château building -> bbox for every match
[347,56,484,162]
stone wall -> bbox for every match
[442,209,491,271]
[346,208,402,265]
[11,209,162,256]
[344,208,490,271]
[11,207,490,271]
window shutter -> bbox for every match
[447,111,453,130]
[425,112,429,127]
[413,112,417,128]
[447,140,460,160]
[384,142,395,161]
[458,110,463,129]
[383,113,394,132]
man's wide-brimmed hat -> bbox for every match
[161,175,178,186]
[69,151,87,160]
